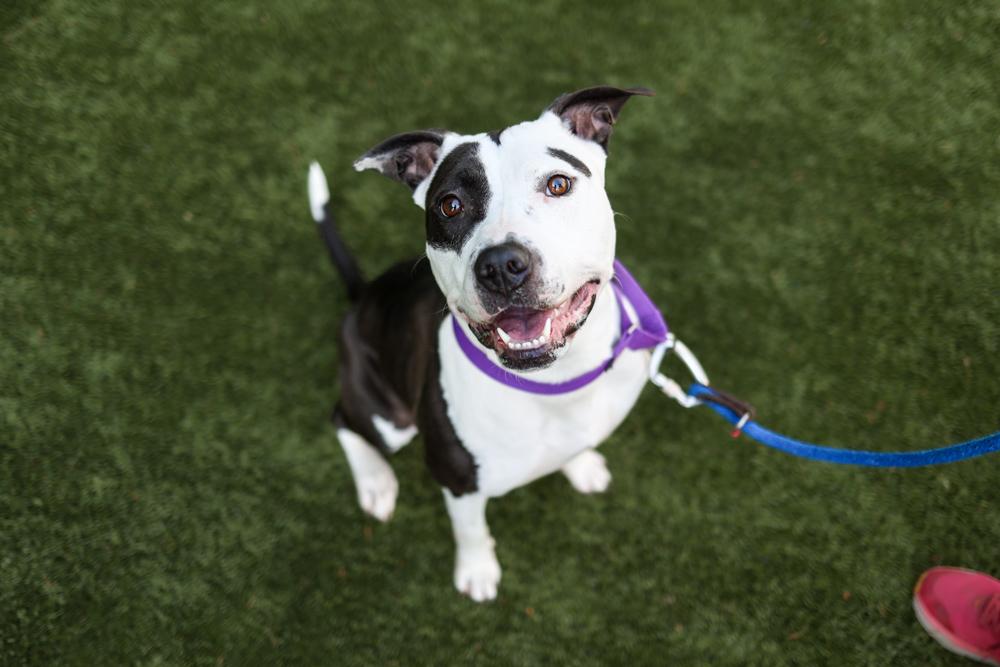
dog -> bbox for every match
[309,86,657,602]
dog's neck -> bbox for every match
[468,282,622,385]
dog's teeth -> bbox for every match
[543,317,552,338]
[504,333,551,352]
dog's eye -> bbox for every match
[440,195,463,218]
[546,174,572,197]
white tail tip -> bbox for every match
[308,161,330,223]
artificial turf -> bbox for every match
[2,1,999,664]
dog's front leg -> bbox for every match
[443,490,500,602]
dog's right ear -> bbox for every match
[353,130,448,191]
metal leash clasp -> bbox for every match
[649,333,710,408]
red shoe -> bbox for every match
[914,567,1000,665]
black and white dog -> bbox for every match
[310,86,657,601]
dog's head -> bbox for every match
[355,86,653,371]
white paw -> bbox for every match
[562,449,611,494]
[338,428,399,522]
[355,467,398,522]
[454,543,501,602]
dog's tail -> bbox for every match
[308,162,365,302]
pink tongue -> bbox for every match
[494,307,550,341]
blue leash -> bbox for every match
[687,382,1000,468]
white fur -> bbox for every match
[308,162,330,223]
[561,449,612,494]
[443,490,500,602]
[434,282,649,601]
[337,428,398,522]
[352,155,383,174]
[439,284,648,499]
[372,415,417,453]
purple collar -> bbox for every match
[451,259,669,395]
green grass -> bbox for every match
[3,1,999,664]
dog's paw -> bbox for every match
[355,466,398,522]
[562,449,611,494]
[338,428,399,522]
[454,543,501,602]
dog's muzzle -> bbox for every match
[464,277,601,371]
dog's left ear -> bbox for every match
[546,86,654,151]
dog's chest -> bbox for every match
[437,318,649,497]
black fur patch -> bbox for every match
[425,142,491,253]
[332,259,478,495]
[420,335,479,496]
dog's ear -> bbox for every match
[546,86,654,151]
[353,130,448,190]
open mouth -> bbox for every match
[466,279,601,370]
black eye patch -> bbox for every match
[425,142,491,253]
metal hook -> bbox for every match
[649,333,710,408]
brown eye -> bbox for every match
[546,174,572,197]
[440,195,463,218]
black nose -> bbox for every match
[474,242,533,296]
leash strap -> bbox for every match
[651,339,1000,467]
[688,383,1000,467]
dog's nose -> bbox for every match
[474,242,533,296]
